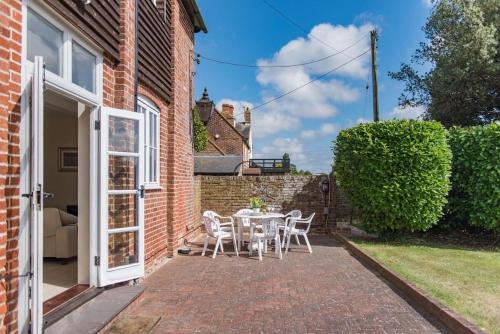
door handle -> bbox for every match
[138,185,145,198]
[24,185,43,210]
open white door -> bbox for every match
[30,56,44,334]
[98,107,144,286]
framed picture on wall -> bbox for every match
[58,147,78,172]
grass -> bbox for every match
[351,236,500,334]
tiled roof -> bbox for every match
[194,155,243,175]
[235,123,251,140]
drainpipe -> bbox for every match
[133,0,139,113]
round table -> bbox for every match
[232,212,286,251]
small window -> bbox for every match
[27,8,63,75]
[72,41,96,93]
[137,97,160,187]
[26,6,102,96]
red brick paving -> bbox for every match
[122,235,448,333]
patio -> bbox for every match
[108,235,448,333]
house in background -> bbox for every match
[194,88,291,175]
[194,89,254,175]
[0,0,206,332]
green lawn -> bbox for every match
[352,237,500,334]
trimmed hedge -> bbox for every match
[447,123,500,231]
[334,120,451,233]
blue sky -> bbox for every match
[194,0,432,173]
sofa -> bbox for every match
[43,208,78,259]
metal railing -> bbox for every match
[249,159,290,174]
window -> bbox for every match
[27,8,63,75]
[137,97,160,187]
[26,5,101,96]
[72,41,96,93]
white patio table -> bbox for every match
[232,212,286,252]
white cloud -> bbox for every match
[387,105,426,120]
[254,23,372,121]
[300,123,338,139]
[255,137,306,162]
[251,110,301,138]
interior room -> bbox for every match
[42,90,90,313]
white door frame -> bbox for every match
[30,56,44,334]
[20,60,101,334]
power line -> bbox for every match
[234,49,371,115]
[260,0,356,59]
[197,34,368,68]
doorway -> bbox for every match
[41,90,91,314]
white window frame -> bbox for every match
[137,96,161,189]
[26,2,103,104]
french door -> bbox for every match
[98,107,145,286]
[30,56,44,334]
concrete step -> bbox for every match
[45,285,144,334]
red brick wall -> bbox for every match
[0,0,201,330]
[0,0,22,332]
[165,0,199,256]
[204,111,246,156]
[137,84,170,270]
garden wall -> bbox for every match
[195,175,357,229]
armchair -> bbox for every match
[43,208,78,259]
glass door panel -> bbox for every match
[98,107,144,287]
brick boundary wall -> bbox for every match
[196,175,358,230]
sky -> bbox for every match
[193,0,433,173]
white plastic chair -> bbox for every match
[202,210,234,252]
[201,213,239,258]
[277,210,302,247]
[283,213,315,254]
[235,208,253,250]
[249,219,282,261]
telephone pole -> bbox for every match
[370,30,379,122]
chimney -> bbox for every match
[244,107,251,124]
[221,104,235,126]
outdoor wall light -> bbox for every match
[214,133,220,139]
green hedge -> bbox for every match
[447,123,500,231]
[334,120,451,233]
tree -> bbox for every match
[282,152,312,175]
[193,108,208,152]
[389,0,499,127]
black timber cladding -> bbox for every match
[43,0,121,60]
[138,0,173,102]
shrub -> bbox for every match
[334,120,451,234]
[193,108,208,152]
[447,123,500,231]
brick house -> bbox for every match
[194,89,253,175]
[0,0,206,332]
